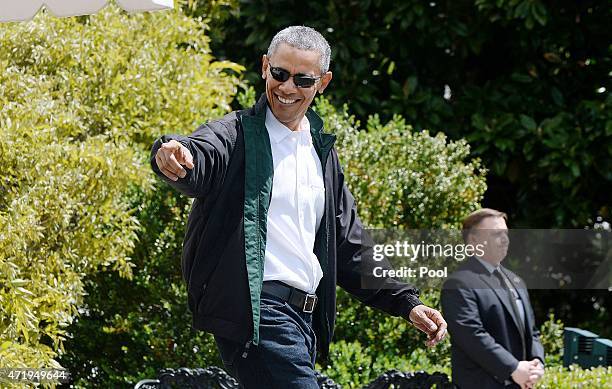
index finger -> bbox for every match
[159,149,187,177]
[179,147,194,169]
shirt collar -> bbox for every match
[475,256,500,274]
[265,106,310,144]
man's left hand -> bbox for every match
[525,358,545,388]
[408,305,447,347]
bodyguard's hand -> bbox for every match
[512,360,543,389]
[525,359,545,388]
[155,140,194,181]
[408,305,447,347]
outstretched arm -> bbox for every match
[150,120,236,198]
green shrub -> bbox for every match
[60,184,222,387]
[0,43,148,377]
[325,300,602,388]
[236,90,487,231]
[315,97,487,229]
[204,0,612,229]
[305,96,484,386]
[539,365,611,388]
[539,312,565,366]
[0,3,242,381]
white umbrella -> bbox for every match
[0,0,173,23]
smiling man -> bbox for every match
[150,26,447,388]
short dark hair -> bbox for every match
[462,208,508,241]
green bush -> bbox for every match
[59,184,222,387]
[203,0,611,229]
[0,103,146,371]
[539,365,611,388]
[539,312,565,367]
[315,98,487,229]
[0,3,242,382]
[324,301,603,388]
[304,96,483,386]
[319,289,451,388]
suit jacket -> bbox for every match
[440,257,545,389]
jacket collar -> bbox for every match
[466,256,490,274]
[473,256,500,274]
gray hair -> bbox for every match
[267,26,331,74]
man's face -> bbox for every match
[469,216,509,265]
[262,43,332,131]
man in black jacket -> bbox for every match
[441,209,545,389]
[151,25,447,388]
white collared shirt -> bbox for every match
[262,107,325,294]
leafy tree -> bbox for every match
[0,3,241,383]
[198,0,611,229]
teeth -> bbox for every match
[277,95,297,104]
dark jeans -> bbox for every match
[214,292,318,389]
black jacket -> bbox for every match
[441,257,545,389]
[150,94,423,358]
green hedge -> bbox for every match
[323,310,609,388]
[538,366,611,389]
[0,3,241,381]
[200,0,612,229]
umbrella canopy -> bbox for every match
[0,0,173,22]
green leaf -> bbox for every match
[551,87,564,106]
[511,73,532,83]
[520,114,537,131]
[570,163,580,177]
[531,2,548,26]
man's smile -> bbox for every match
[275,93,300,105]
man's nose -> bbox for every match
[278,76,297,92]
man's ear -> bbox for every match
[318,71,333,94]
[261,54,268,79]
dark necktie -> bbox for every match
[493,269,525,335]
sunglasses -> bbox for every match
[269,65,322,88]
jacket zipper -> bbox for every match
[315,134,334,355]
[238,112,261,354]
[241,340,252,358]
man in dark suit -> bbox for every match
[441,208,545,389]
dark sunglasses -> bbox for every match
[269,65,322,88]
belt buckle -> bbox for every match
[302,294,317,313]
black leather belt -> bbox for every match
[261,281,318,313]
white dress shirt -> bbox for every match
[262,107,325,294]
